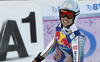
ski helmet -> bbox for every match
[60,0,80,22]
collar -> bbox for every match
[63,23,78,33]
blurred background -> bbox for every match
[0,0,100,62]
[0,0,100,1]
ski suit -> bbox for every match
[40,22,85,62]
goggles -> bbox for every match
[60,9,75,19]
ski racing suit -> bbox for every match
[40,22,85,62]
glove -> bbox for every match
[32,52,45,62]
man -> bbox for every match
[32,0,85,62]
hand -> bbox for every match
[32,59,40,62]
[32,52,45,62]
[32,60,36,62]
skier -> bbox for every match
[32,0,85,62]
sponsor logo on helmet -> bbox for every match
[63,3,72,9]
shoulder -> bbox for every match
[55,22,62,31]
[72,30,86,42]
[55,22,62,28]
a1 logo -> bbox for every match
[0,12,36,61]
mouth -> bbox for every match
[63,20,68,23]
[62,20,69,27]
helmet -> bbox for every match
[60,0,80,22]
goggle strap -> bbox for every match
[75,10,80,16]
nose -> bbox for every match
[63,15,68,18]
[64,16,68,20]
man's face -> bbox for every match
[61,16,74,27]
[60,9,74,28]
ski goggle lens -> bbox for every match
[60,9,75,19]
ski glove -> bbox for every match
[32,52,44,62]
